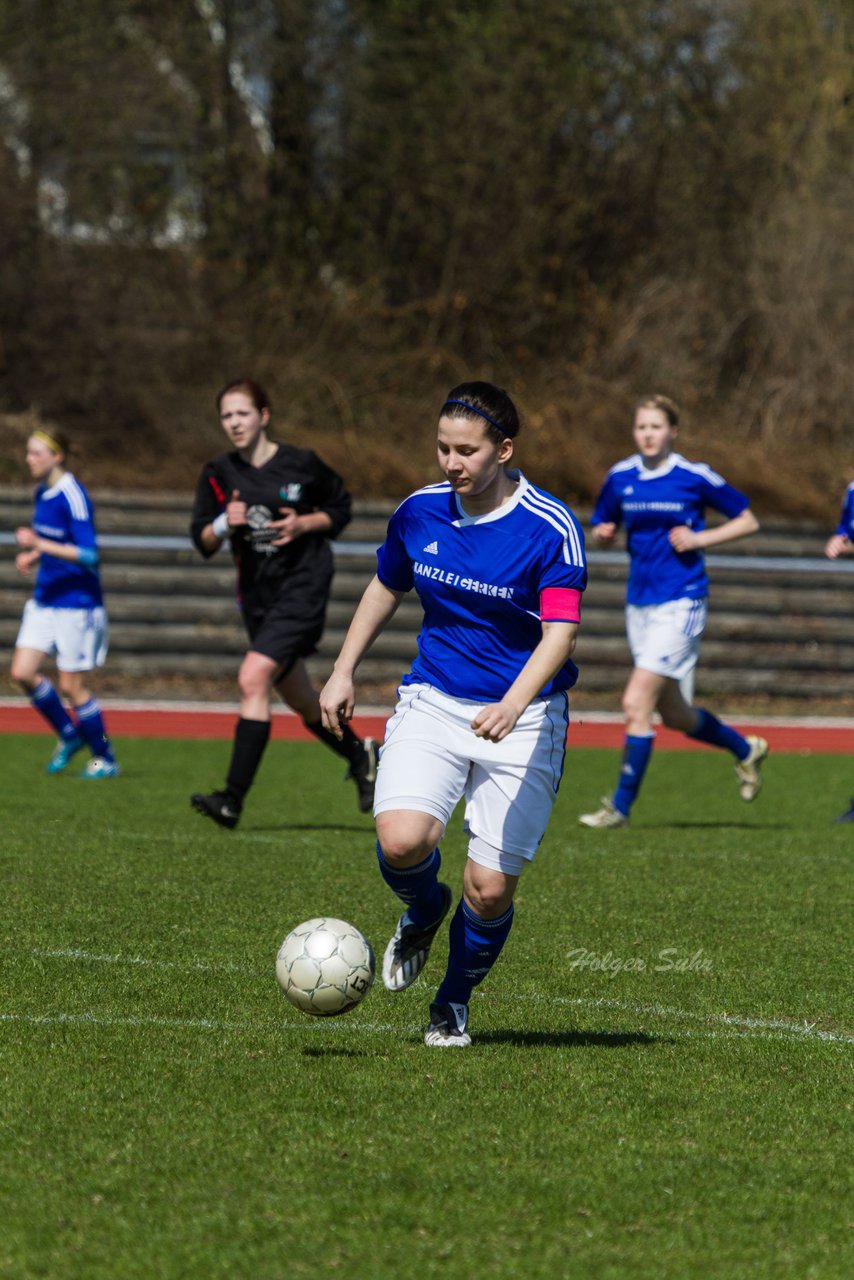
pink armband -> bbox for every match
[540,587,582,623]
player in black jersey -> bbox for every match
[189,377,377,828]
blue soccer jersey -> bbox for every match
[31,472,103,608]
[376,473,587,701]
[835,483,854,539]
[591,452,750,606]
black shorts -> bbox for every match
[242,591,328,672]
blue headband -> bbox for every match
[441,400,506,432]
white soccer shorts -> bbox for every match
[16,600,109,672]
[625,597,708,700]
[373,682,569,872]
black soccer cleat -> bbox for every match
[191,789,242,830]
[346,737,378,813]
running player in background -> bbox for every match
[825,481,854,822]
[320,381,587,1047]
[189,378,376,829]
[11,429,119,777]
[578,394,766,829]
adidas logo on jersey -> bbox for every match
[423,540,439,554]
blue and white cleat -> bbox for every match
[81,756,121,779]
[424,1002,471,1048]
[46,734,85,774]
[382,883,453,991]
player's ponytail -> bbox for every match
[440,382,520,443]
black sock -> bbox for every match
[305,719,364,766]
[225,718,271,803]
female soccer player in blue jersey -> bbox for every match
[826,482,854,822]
[319,381,587,1047]
[578,394,766,829]
[11,429,119,777]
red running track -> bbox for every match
[2,702,854,753]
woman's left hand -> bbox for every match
[669,525,701,553]
[471,699,519,743]
[269,507,304,545]
[15,526,38,550]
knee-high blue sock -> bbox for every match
[688,709,749,760]
[613,733,655,816]
[376,842,445,929]
[435,898,515,1007]
[75,697,115,763]
[31,679,79,742]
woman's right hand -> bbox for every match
[319,670,356,739]
[226,489,248,528]
[15,550,39,575]
[825,534,850,560]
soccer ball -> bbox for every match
[276,918,375,1017]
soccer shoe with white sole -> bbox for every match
[734,736,769,802]
[81,756,121,780]
[190,789,241,829]
[346,737,378,813]
[424,1001,471,1048]
[382,882,453,991]
[46,734,85,774]
[832,798,854,824]
[578,797,628,828]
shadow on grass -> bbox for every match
[471,1028,665,1049]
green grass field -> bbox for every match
[1,734,851,1280]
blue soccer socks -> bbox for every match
[75,697,116,764]
[31,678,78,741]
[434,898,515,1008]
[689,708,750,760]
[613,733,655,817]
[376,843,447,930]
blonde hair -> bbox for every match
[635,394,680,427]
[32,427,70,456]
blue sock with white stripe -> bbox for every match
[435,898,515,1007]
[376,843,446,929]
[613,733,655,816]
[31,679,79,742]
[688,709,749,760]
[75,697,115,763]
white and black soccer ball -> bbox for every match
[276,918,375,1017]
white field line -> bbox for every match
[0,1008,849,1047]
[6,946,852,1046]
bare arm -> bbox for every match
[669,507,759,554]
[319,576,407,736]
[471,621,580,743]
[16,527,95,566]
